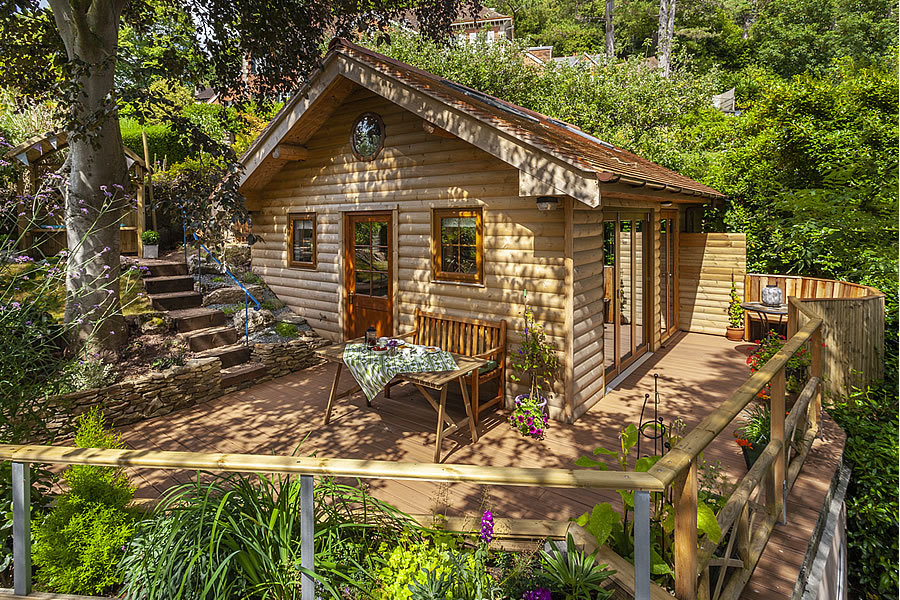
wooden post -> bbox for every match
[674,458,698,600]
[12,461,32,596]
[770,368,786,521]
[141,130,157,231]
[736,502,751,567]
[135,174,145,258]
[811,326,824,419]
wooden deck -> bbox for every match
[118,331,844,599]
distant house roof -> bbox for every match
[240,38,724,204]
[401,6,512,31]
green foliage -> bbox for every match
[140,230,160,245]
[509,291,560,398]
[241,271,264,285]
[55,359,118,394]
[377,537,454,600]
[734,401,770,446]
[0,461,55,586]
[727,280,743,327]
[275,321,298,338]
[150,351,186,372]
[220,303,243,316]
[32,408,138,594]
[508,394,549,438]
[120,118,189,165]
[827,376,899,599]
[538,535,614,600]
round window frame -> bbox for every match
[350,112,385,162]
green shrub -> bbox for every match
[241,271,264,285]
[275,322,298,338]
[220,303,242,316]
[827,377,899,598]
[32,408,138,594]
[377,537,454,600]
[150,351,186,372]
[119,118,189,165]
[140,230,160,245]
[55,359,118,394]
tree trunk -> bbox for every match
[605,0,614,59]
[49,0,129,354]
[657,0,675,78]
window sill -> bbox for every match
[287,263,317,271]
[430,279,485,288]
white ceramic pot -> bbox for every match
[143,244,159,259]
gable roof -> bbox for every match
[240,38,724,204]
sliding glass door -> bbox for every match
[659,213,677,342]
[603,212,651,381]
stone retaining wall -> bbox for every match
[44,338,323,439]
[251,338,322,381]
[46,357,222,438]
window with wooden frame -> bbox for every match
[432,208,483,283]
[289,213,316,268]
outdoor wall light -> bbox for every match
[536,196,559,211]
[660,200,674,207]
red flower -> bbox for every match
[736,438,754,449]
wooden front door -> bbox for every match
[345,212,393,339]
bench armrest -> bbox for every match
[396,329,418,340]
[474,346,504,361]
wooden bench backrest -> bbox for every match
[413,308,506,358]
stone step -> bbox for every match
[146,261,188,277]
[185,325,239,351]
[144,275,195,295]
[150,291,203,311]
[169,308,227,333]
[196,343,251,369]
[220,362,267,388]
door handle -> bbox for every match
[349,291,355,305]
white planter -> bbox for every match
[143,244,159,259]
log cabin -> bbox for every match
[239,38,743,423]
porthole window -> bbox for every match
[350,112,385,161]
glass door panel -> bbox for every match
[603,221,617,375]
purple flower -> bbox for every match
[522,588,551,600]
[529,426,536,434]
[480,510,494,544]
[526,416,533,426]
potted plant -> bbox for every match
[726,280,744,341]
[508,292,560,439]
[141,230,160,259]
[734,402,770,469]
[747,330,812,397]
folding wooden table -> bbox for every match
[314,341,486,462]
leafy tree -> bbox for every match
[0,0,477,354]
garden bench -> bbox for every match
[386,308,507,423]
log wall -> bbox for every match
[249,87,571,417]
[678,233,747,335]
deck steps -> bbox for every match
[168,307,227,333]
[185,326,239,351]
[145,261,188,278]
[196,344,251,369]
[220,362,267,388]
[144,275,195,295]
[150,291,203,311]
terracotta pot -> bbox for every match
[725,326,745,341]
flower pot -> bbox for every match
[143,244,159,259]
[725,326,744,341]
[741,440,768,469]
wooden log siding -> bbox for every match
[678,233,747,335]
[571,206,607,419]
[250,87,570,417]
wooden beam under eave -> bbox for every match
[271,144,308,161]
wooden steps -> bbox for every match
[184,326,240,351]
[145,261,188,278]
[150,291,203,311]
[168,308,227,333]
[196,344,251,369]
[220,362,267,388]
[144,275,195,295]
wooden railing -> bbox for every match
[1,302,830,599]
[647,298,825,600]
[746,273,884,397]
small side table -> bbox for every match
[741,302,788,339]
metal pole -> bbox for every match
[634,490,651,600]
[197,243,201,295]
[245,298,249,347]
[182,216,187,267]
[300,474,315,600]
[12,461,32,596]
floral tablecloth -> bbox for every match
[342,343,458,402]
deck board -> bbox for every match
[117,331,844,599]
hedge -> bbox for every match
[119,118,189,167]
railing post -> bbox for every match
[771,368,786,523]
[634,490,651,600]
[197,242,202,294]
[736,502,751,567]
[300,474,315,600]
[811,326,824,426]
[245,298,249,347]
[182,215,187,267]
[12,461,32,596]
[674,458,698,600]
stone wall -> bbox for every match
[46,357,222,439]
[251,338,322,380]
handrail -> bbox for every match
[647,317,823,488]
[0,444,665,491]
[192,232,261,310]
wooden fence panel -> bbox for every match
[678,233,747,335]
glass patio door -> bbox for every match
[659,213,677,342]
[603,212,651,381]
